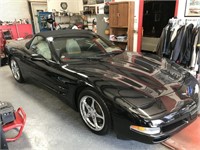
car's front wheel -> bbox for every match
[79,89,111,135]
[10,57,24,83]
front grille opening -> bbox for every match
[153,136,169,143]
[161,119,186,133]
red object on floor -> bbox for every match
[2,107,26,142]
[163,116,200,150]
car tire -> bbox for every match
[78,88,111,135]
[10,57,24,83]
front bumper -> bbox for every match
[112,111,198,144]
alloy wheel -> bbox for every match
[80,95,105,131]
[11,59,20,81]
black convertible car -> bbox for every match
[5,29,200,143]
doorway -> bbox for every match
[28,1,47,33]
[140,0,177,53]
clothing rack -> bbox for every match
[185,18,200,27]
[169,18,200,27]
[157,18,200,79]
[185,18,200,22]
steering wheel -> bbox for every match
[87,43,95,51]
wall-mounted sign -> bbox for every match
[185,0,200,17]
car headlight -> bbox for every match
[130,125,160,135]
[151,119,164,127]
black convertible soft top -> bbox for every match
[36,29,96,38]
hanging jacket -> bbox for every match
[196,27,200,71]
[189,28,198,67]
[171,25,185,62]
[190,30,199,68]
[156,24,169,56]
[181,24,194,65]
[163,24,173,57]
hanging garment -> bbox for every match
[190,31,199,68]
[196,27,200,72]
[190,28,198,62]
[181,24,194,65]
[189,26,200,72]
[156,24,169,56]
[170,24,181,43]
[171,25,185,62]
[163,24,172,57]
[166,24,184,59]
[196,51,200,72]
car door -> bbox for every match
[26,36,77,99]
[26,36,60,91]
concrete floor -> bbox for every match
[0,65,169,150]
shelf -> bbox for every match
[83,3,104,7]
[109,1,134,51]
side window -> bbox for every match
[30,36,43,47]
[30,36,51,60]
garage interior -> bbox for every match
[0,0,200,150]
[0,66,169,150]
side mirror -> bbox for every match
[30,45,37,50]
[25,41,31,49]
[31,53,43,60]
[31,53,50,65]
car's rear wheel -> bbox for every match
[78,89,111,135]
[10,57,24,83]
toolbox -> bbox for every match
[0,101,15,125]
[0,101,26,142]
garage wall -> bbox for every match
[0,0,30,22]
[177,0,187,18]
[47,0,83,13]
[0,0,189,52]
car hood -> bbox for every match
[62,52,199,119]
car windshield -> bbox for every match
[52,36,122,62]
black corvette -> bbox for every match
[5,29,199,143]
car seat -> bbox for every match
[66,39,81,55]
